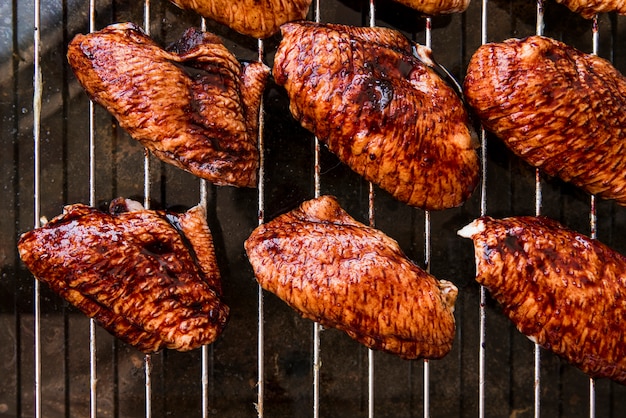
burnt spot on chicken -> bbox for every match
[67,23,270,188]
[272,22,479,211]
[458,216,626,384]
[464,35,626,206]
[167,0,312,39]
[245,195,458,360]
[17,197,229,353]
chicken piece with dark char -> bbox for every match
[245,195,458,360]
[67,22,270,188]
[458,216,626,384]
[391,0,470,15]
[273,22,479,211]
[168,0,313,39]
[464,35,626,206]
[17,197,229,353]
[554,0,626,19]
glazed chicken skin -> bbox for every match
[391,0,470,15]
[458,216,626,384]
[168,0,312,38]
[245,195,458,359]
[464,36,626,205]
[273,22,479,211]
[555,0,626,18]
[17,198,229,353]
[67,23,270,188]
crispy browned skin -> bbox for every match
[391,0,470,15]
[67,23,270,187]
[464,36,626,205]
[168,0,312,38]
[245,195,458,359]
[273,22,479,211]
[458,216,626,384]
[555,0,626,18]
[17,198,229,353]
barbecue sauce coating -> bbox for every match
[273,22,479,211]
[459,216,626,384]
[245,195,458,359]
[391,0,470,15]
[67,23,270,188]
[555,0,626,19]
[464,36,626,206]
[168,0,312,38]
[17,198,229,353]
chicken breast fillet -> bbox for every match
[464,36,626,205]
[458,216,626,384]
[245,195,458,359]
[168,0,312,38]
[555,0,626,19]
[17,198,229,353]
[67,23,270,188]
[273,22,479,211]
[391,0,470,15]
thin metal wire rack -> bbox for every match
[21,0,626,417]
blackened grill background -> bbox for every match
[1,0,626,417]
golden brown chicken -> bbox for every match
[554,0,626,18]
[273,22,479,211]
[391,0,470,15]
[67,23,270,188]
[168,0,312,38]
[464,35,626,205]
[17,198,229,353]
[245,195,458,359]
[458,216,626,384]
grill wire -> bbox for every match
[2,0,626,417]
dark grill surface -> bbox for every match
[1,0,626,417]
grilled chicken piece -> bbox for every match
[67,23,270,188]
[17,198,229,353]
[273,22,479,211]
[391,0,470,15]
[245,195,458,359]
[464,36,626,205]
[458,216,626,384]
[168,0,312,39]
[555,0,626,18]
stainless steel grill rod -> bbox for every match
[588,14,599,418]
[88,1,98,417]
[534,2,545,416]
[32,0,43,415]
[478,1,488,417]
[142,3,153,418]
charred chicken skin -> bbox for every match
[459,216,626,384]
[391,0,470,15]
[555,0,626,19]
[464,36,626,205]
[273,22,479,211]
[168,0,312,39]
[245,195,458,359]
[67,23,270,188]
[17,198,229,353]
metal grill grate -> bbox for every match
[2,0,626,417]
